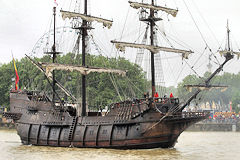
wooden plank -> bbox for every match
[46,126,51,145]
[27,124,32,145]
[82,125,87,146]
[109,124,114,146]
[95,125,100,146]
[36,124,41,145]
[57,127,62,146]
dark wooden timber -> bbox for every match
[150,0,156,97]
[27,124,32,144]
[36,124,41,145]
[82,125,87,146]
[179,53,233,111]
[46,126,51,145]
[81,0,88,116]
[95,125,100,146]
[6,89,212,149]
[227,21,231,51]
[57,127,62,146]
[4,0,236,150]
[52,7,56,104]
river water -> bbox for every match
[0,129,239,160]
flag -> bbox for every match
[13,57,19,90]
[54,0,58,6]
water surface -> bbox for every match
[0,130,239,160]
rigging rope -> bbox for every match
[120,6,131,40]
[232,34,240,50]
[183,59,201,78]
[163,52,177,85]
[191,0,221,48]
[156,25,174,48]
[174,62,187,85]
[183,0,209,49]
[183,0,221,66]
[89,34,124,101]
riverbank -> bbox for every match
[187,122,240,132]
[0,122,15,129]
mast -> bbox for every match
[150,0,156,97]
[52,6,57,104]
[227,20,231,51]
[112,1,186,97]
[219,22,240,58]
[60,0,113,115]
[181,22,239,111]
[180,53,233,111]
[81,0,87,116]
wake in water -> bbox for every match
[0,140,21,144]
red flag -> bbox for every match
[54,0,58,6]
[13,57,19,90]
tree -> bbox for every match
[231,91,240,113]
[0,53,148,109]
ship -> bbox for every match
[4,0,239,149]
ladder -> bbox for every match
[68,116,78,141]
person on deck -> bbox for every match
[154,92,159,102]
[164,94,167,98]
[143,92,147,98]
[170,93,174,98]
[146,92,149,98]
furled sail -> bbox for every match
[60,10,113,29]
[128,1,178,17]
[25,55,77,101]
[41,63,126,77]
[111,40,193,59]
[219,50,240,59]
[184,84,228,92]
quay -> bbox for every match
[187,121,240,132]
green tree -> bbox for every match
[231,91,240,113]
[0,53,148,109]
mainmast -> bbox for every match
[60,0,114,116]
[150,0,156,96]
[81,0,88,116]
[52,7,57,104]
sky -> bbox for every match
[0,0,240,86]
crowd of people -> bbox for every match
[207,111,240,123]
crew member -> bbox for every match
[154,92,159,102]
[154,92,159,98]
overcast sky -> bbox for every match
[1,0,240,86]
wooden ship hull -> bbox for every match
[6,91,207,149]
[3,0,235,150]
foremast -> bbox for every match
[52,7,57,104]
[45,7,61,105]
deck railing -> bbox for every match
[170,112,209,119]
